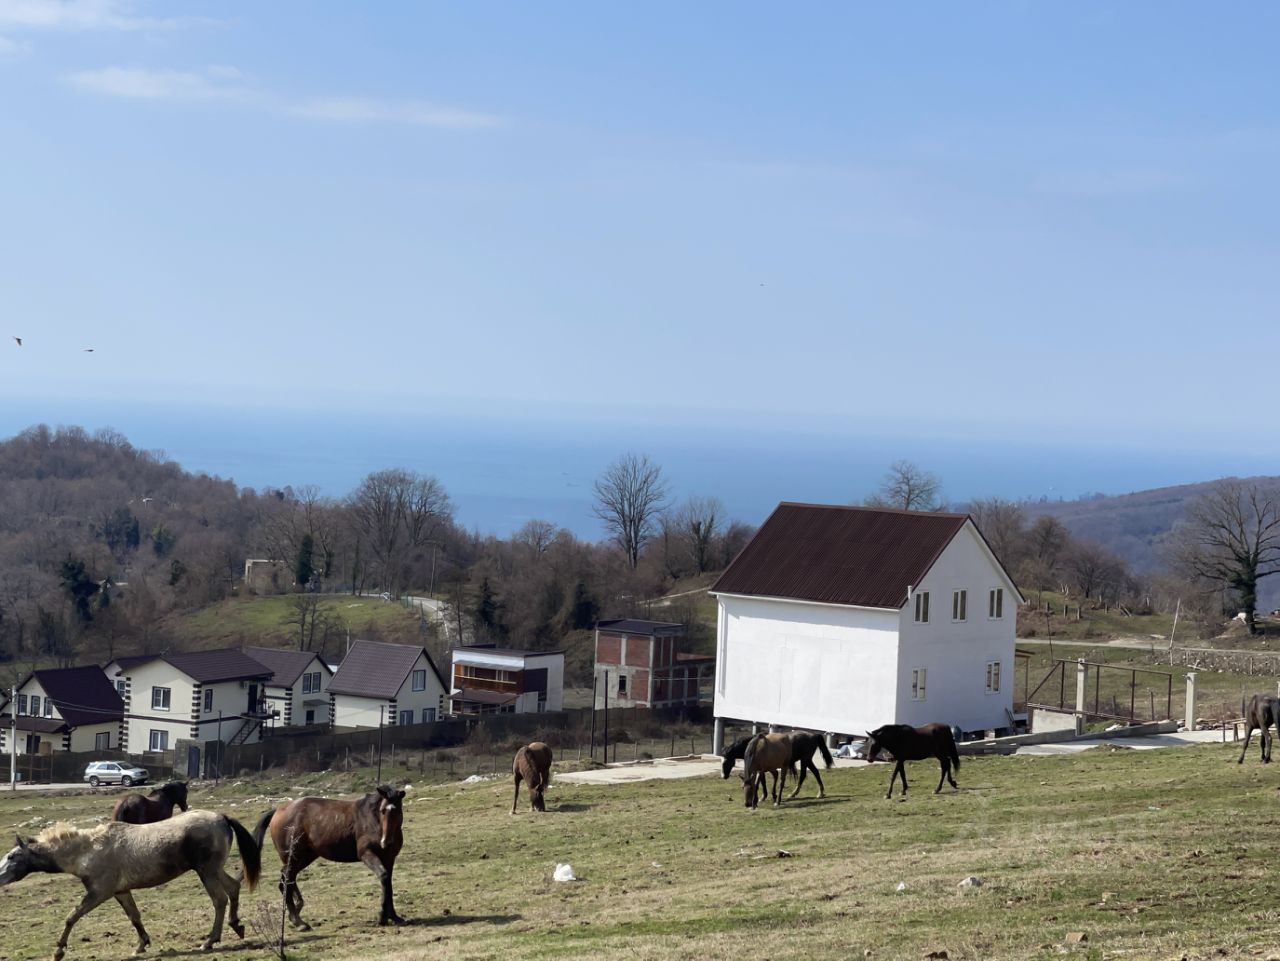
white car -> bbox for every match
[83,761,149,787]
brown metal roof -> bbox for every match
[710,502,970,610]
[595,619,685,636]
[244,647,330,687]
[328,640,446,699]
[450,688,518,706]
[33,667,124,726]
[162,649,273,684]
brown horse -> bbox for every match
[741,732,793,809]
[1238,693,1280,763]
[253,785,406,929]
[111,781,189,824]
[865,723,960,798]
[511,742,553,814]
[0,811,259,961]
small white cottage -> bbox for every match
[711,502,1023,743]
[328,640,447,729]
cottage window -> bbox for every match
[152,687,171,711]
[149,729,169,751]
[203,689,213,713]
[986,661,1002,694]
[399,710,414,726]
[412,670,427,692]
[618,674,628,696]
[115,679,127,697]
[952,590,967,622]
[44,698,53,718]
[29,696,39,716]
[911,668,927,701]
[423,708,437,723]
[302,671,322,694]
[914,591,930,623]
[95,731,111,750]
[989,588,1004,619]
[16,695,26,715]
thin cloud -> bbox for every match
[0,0,201,31]
[290,96,500,130]
[0,33,29,55]
[1032,169,1186,198]
[66,65,246,100]
[64,64,502,129]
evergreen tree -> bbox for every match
[60,556,98,623]
[295,533,315,588]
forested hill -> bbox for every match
[1021,475,1280,574]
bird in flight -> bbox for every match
[12,337,20,346]
[82,348,94,353]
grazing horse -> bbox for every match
[111,781,189,824]
[0,810,259,961]
[741,733,793,809]
[720,735,771,805]
[1238,694,1280,764]
[786,732,835,799]
[511,742,553,814]
[254,785,406,929]
[865,723,961,799]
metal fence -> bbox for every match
[1026,658,1174,723]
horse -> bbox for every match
[865,723,961,799]
[785,732,835,799]
[741,732,794,809]
[253,784,406,929]
[0,810,259,961]
[1238,693,1280,764]
[720,735,772,805]
[511,742,553,814]
[111,781,189,824]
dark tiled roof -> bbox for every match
[711,502,970,610]
[162,649,272,684]
[450,688,518,706]
[0,714,72,734]
[453,646,564,659]
[244,647,330,687]
[33,667,124,726]
[108,655,156,672]
[328,640,445,699]
[596,619,685,637]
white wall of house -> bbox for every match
[331,694,395,729]
[713,594,901,734]
[331,652,446,729]
[123,660,197,753]
[896,524,1017,733]
[194,680,265,744]
[69,722,120,753]
[286,663,330,726]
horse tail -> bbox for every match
[817,737,834,769]
[949,730,961,771]
[225,816,261,891]
[251,807,275,854]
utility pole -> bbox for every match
[9,684,16,792]
[376,706,385,784]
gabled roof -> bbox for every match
[328,640,446,699]
[711,502,973,610]
[105,654,154,673]
[244,647,330,687]
[160,649,273,684]
[595,619,685,637]
[30,667,124,727]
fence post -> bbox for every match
[1185,672,1198,731]
[1075,659,1088,730]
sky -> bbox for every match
[2,2,1279,533]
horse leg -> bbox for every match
[1266,726,1273,764]
[114,892,151,955]
[219,870,245,939]
[54,887,110,961]
[511,771,523,815]
[195,868,229,950]
[280,858,312,931]
[935,758,948,794]
[810,761,827,799]
[1239,723,1255,764]
[900,761,909,795]
[788,760,807,799]
[361,852,404,926]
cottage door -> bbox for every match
[246,684,259,714]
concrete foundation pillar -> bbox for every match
[712,717,725,756]
[1186,672,1198,731]
[1075,658,1088,721]
[825,731,838,750]
[768,723,781,733]
[751,722,760,735]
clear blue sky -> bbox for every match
[2,2,1279,528]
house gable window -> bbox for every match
[952,590,967,622]
[44,698,53,717]
[911,668,927,701]
[302,671,323,694]
[985,661,1002,694]
[29,696,39,717]
[151,687,171,711]
[913,591,930,623]
[16,695,26,715]
[115,679,127,696]
[411,669,427,692]
[988,588,1004,619]
[202,689,213,713]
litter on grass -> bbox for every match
[553,863,577,882]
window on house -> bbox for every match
[618,674,628,695]
[95,731,111,751]
[44,698,53,717]
[28,696,39,716]
[151,687,171,711]
[115,679,127,697]
[986,661,1002,694]
[423,708,437,723]
[399,710,414,726]
[914,591,930,623]
[911,668,927,701]
[202,689,213,713]
[149,729,169,751]
[302,671,322,694]
[16,695,26,715]
[989,588,1004,619]
[412,669,426,692]
[952,590,967,622]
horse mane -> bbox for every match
[36,822,107,845]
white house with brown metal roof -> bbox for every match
[710,503,1023,748]
[0,667,124,755]
[328,640,447,729]
[244,647,333,729]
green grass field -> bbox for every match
[4,744,1280,961]
[172,595,424,651]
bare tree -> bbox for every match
[866,460,944,512]
[1169,480,1280,634]
[967,497,1026,569]
[592,454,669,570]
[675,495,723,574]
[1064,539,1127,603]
[349,469,452,595]
[514,519,559,559]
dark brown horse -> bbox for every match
[785,732,835,799]
[253,785,406,929]
[1238,694,1280,764]
[511,742,553,814]
[111,782,189,824]
[865,723,960,799]
[720,735,770,805]
[741,733,793,809]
